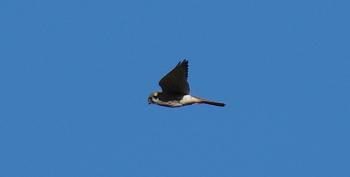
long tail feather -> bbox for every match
[193,97,224,107]
[193,96,225,107]
[201,100,225,107]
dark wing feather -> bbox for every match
[159,60,190,95]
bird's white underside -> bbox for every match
[152,94,201,107]
[180,95,199,104]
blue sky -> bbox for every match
[1,0,349,176]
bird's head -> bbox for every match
[148,92,160,105]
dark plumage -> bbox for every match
[148,59,225,108]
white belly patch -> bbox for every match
[180,95,198,104]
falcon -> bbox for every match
[148,60,225,107]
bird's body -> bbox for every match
[148,60,225,108]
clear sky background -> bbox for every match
[1,0,349,177]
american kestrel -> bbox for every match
[148,60,225,107]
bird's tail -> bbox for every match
[195,97,225,107]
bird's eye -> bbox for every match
[153,95,158,98]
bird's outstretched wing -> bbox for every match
[159,60,190,95]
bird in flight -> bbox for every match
[148,59,225,107]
